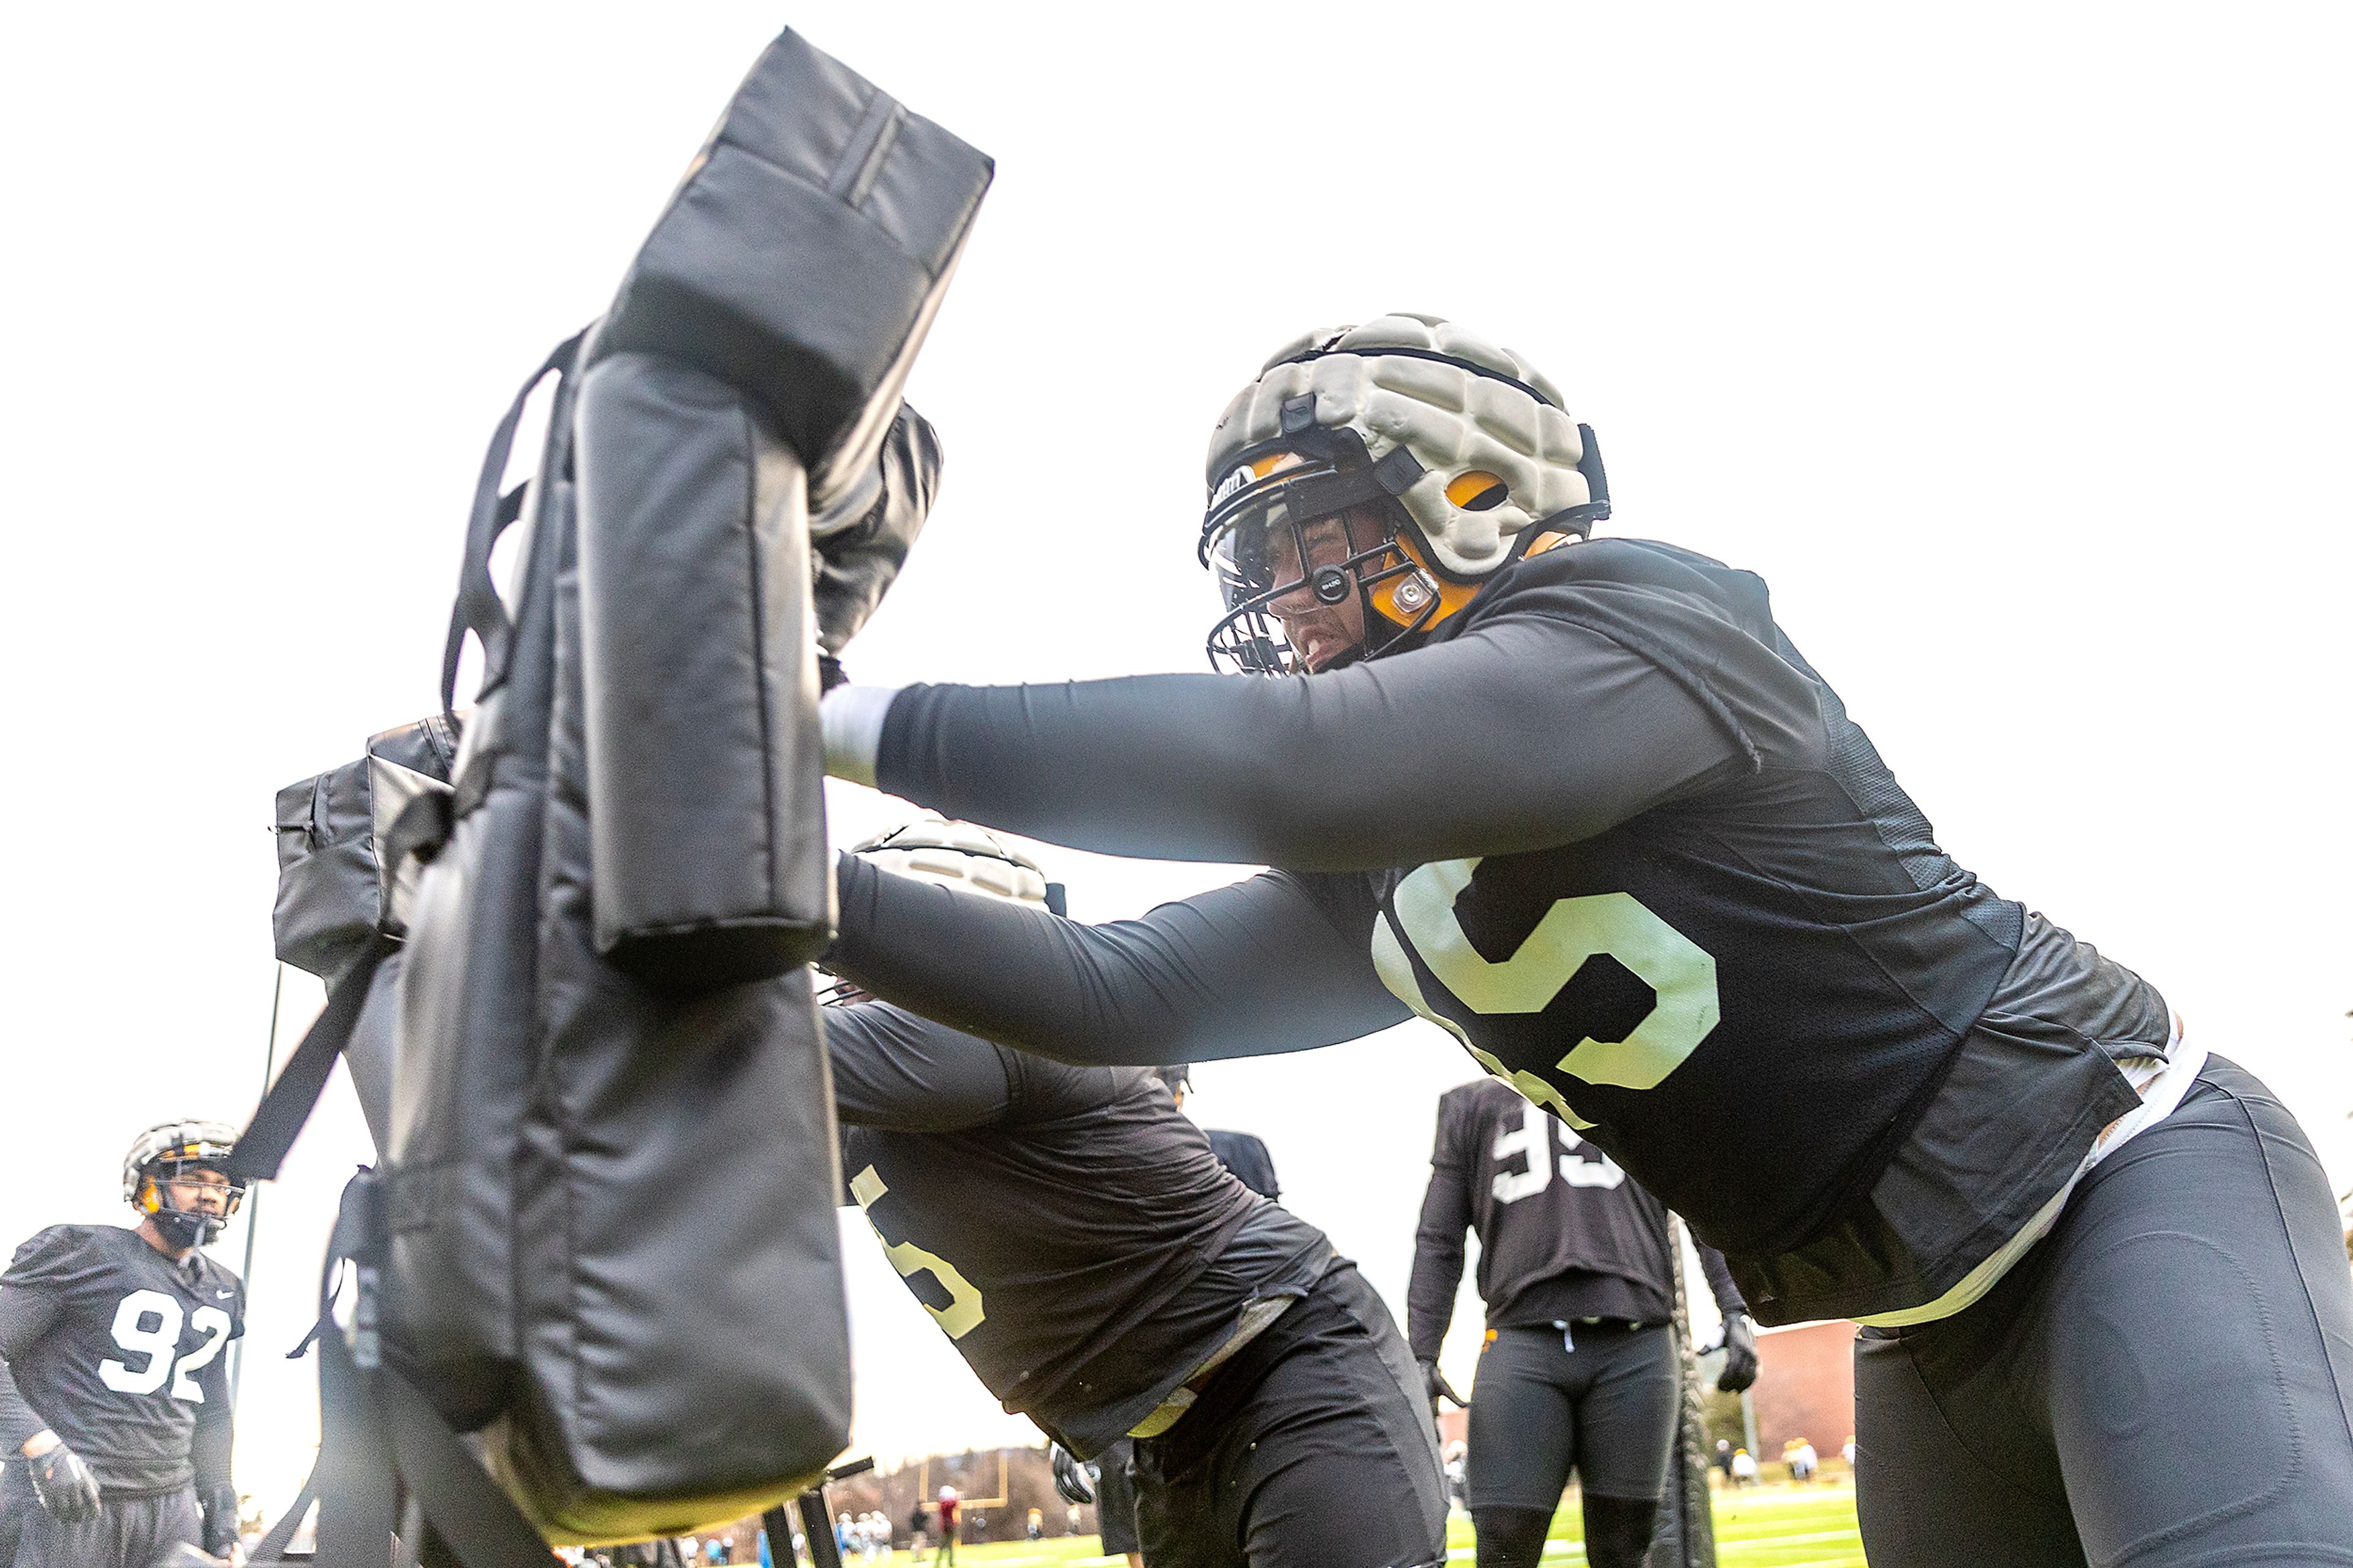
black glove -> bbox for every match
[201,1483,241,1555]
[1716,1313,1759,1393]
[811,404,942,657]
[1049,1441,1097,1507]
[1417,1358,1466,1425]
[26,1440,100,1523]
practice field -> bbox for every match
[835,1479,1865,1567]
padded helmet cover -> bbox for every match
[123,1119,239,1205]
[1205,314,1591,578]
[849,817,1051,907]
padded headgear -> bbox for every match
[122,1119,240,1207]
[1205,314,1606,579]
[848,817,1059,911]
[123,1119,243,1246]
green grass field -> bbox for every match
[849,1478,1865,1566]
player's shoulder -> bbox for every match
[1439,1075,1521,1119]
[1464,536,1780,643]
[2,1224,137,1292]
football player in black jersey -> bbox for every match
[0,1121,248,1567]
[813,316,2353,1566]
[1410,1077,1756,1568]
[827,822,1445,1568]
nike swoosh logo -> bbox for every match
[216,1289,234,1298]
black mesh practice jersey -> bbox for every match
[825,1002,1330,1458]
[0,1227,243,1493]
[1406,1077,1751,1361]
[829,538,2175,1325]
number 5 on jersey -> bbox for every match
[1374,857,1720,1126]
[850,1165,986,1339]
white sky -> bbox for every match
[3,0,2347,1520]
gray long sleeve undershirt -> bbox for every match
[829,856,1411,1069]
[875,612,1752,871]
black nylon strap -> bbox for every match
[374,1361,561,1567]
[442,328,589,727]
[381,786,457,874]
[440,481,528,727]
[225,933,396,1182]
[797,1489,845,1568]
[297,1173,555,1568]
[248,1471,318,1563]
[316,1327,402,1566]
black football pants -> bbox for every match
[2,1480,202,1568]
[1464,1320,1678,1568]
[1464,1320,1680,1510]
[1132,1263,1447,1568]
[1855,1056,2353,1567]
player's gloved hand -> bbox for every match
[1716,1312,1759,1393]
[1417,1358,1465,1425]
[1049,1442,1097,1507]
[202,1483,242,1556]
[26,1438,101,1523]
[811,403,942,658]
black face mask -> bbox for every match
[149,1205,222,1251]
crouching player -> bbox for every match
[824,821,1446,1568]
[0,1122,247,1567]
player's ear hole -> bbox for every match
[1446,471,1508,511]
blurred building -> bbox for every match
[1749,1320,1856,1461]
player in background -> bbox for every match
[815,316,2353,1565]
[1153,1067,1279,1202]
[0,1121,247,1567]
[1410,1077,1758,1568]
[827,820,1444,1568]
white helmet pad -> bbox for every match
[1207,314,1592,578]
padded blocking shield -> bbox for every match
[580,26,987,987]
[589,28,992,515]
[575,354,832,988]
[497,502,849,1538]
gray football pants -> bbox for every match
[7,1485,202,1568]
[1855,1056,2353,1566]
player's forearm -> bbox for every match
[0,1286,61,1453]
[192,1406,235,1494]
[829,856,1408,1066]
[853,618,1744,871]
[1697,1241,1750,1320]
[1404,1171,1473,1362]
[0,1365,47,1455]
